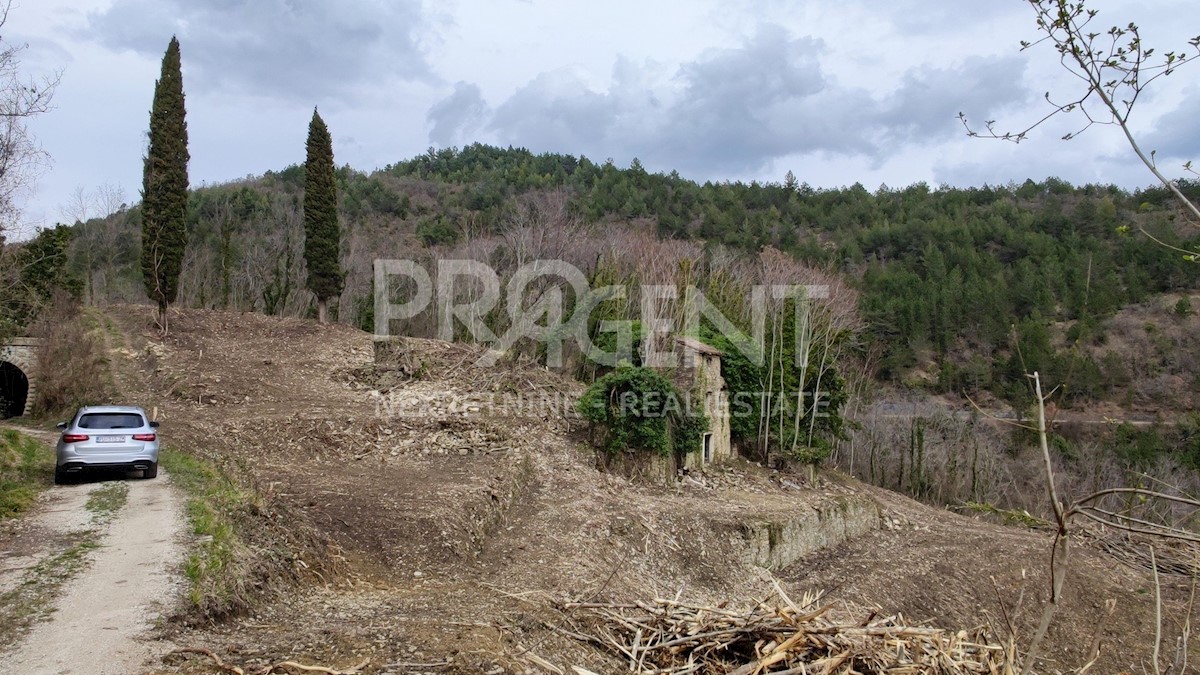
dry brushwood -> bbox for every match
[554,588,1011,674]
[1088,528,1200,578]
[169,647,369,675]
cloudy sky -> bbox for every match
[8,0,1200,237]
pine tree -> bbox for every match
[303,108,342,324]
[784,170,798,192]
[140,36,189,332]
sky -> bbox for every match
[7,0,1200,238]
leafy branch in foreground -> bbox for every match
[960,0,1200,226]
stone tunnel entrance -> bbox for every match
[0,361,29,419]
[0,338,39,418]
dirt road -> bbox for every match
[0,436,185,675]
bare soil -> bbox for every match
[90,306,1196,674]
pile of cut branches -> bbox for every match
[557,588,1012,674]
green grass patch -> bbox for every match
[962,501,1050,529]
[159,448,254,611]
[0,429,54,521]
[85,482,128,522]
[0,534,101,650]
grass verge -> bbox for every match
[159,447,259,616]
[160,446,340,622]
[0,428,54,521]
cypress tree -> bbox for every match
[303,108,342,324]
[141,36,189,332]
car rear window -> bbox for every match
[77,413,145,430]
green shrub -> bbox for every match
[415,215,459,246]
[578,365,707,457]
[1112,422,1169,468]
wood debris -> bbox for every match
[169,647,369,675]
[555,589,1013,674]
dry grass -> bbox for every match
[29,300,114,418]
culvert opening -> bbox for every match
[0,361,29,418]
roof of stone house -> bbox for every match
[674,336,723,357]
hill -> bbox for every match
[7,145,1200,515]
[54,145,1200,406]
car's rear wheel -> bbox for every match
[54,466,69,485]
[142,463,158,479]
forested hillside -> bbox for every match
[46,144,1200,411]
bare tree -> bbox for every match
[0,1,60,237]
[58,183,130,305]
[0,3,58,338]
[1015,373,1199,674]
[502,189,582,268]
[960,8,1200,667]
[58,186,94,302]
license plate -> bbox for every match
[96,436,125,443]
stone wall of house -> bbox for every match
[676,346,732,470]
[603,450,676,484]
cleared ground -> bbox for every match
[73,305,1199,673]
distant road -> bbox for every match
[863,403,1165,428]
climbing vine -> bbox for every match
[578,365,708,457]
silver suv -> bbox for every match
[55,406,160,484]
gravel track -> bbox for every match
[0,433,185,675]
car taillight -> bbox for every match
[62,434,89,443]
[133,434,156,442]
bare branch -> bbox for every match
[962,0,1200,226]
[1072,487,1200,511]
[1151,546,1162,673]
[0,0,61,235]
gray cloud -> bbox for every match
[476,25,878,174]
[883,1,1024,35]
[1143,88,1200,161]
[490,71,619,156]
[885,55,1030,142]
[438,24,1031,177]
[656,26,852,172]
[86,0,432,104]
[428,82,489,146]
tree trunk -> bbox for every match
[157,299,169,335]
[317,298,328,325]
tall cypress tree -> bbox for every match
[141,36,189,332]
[303,108,342,324]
